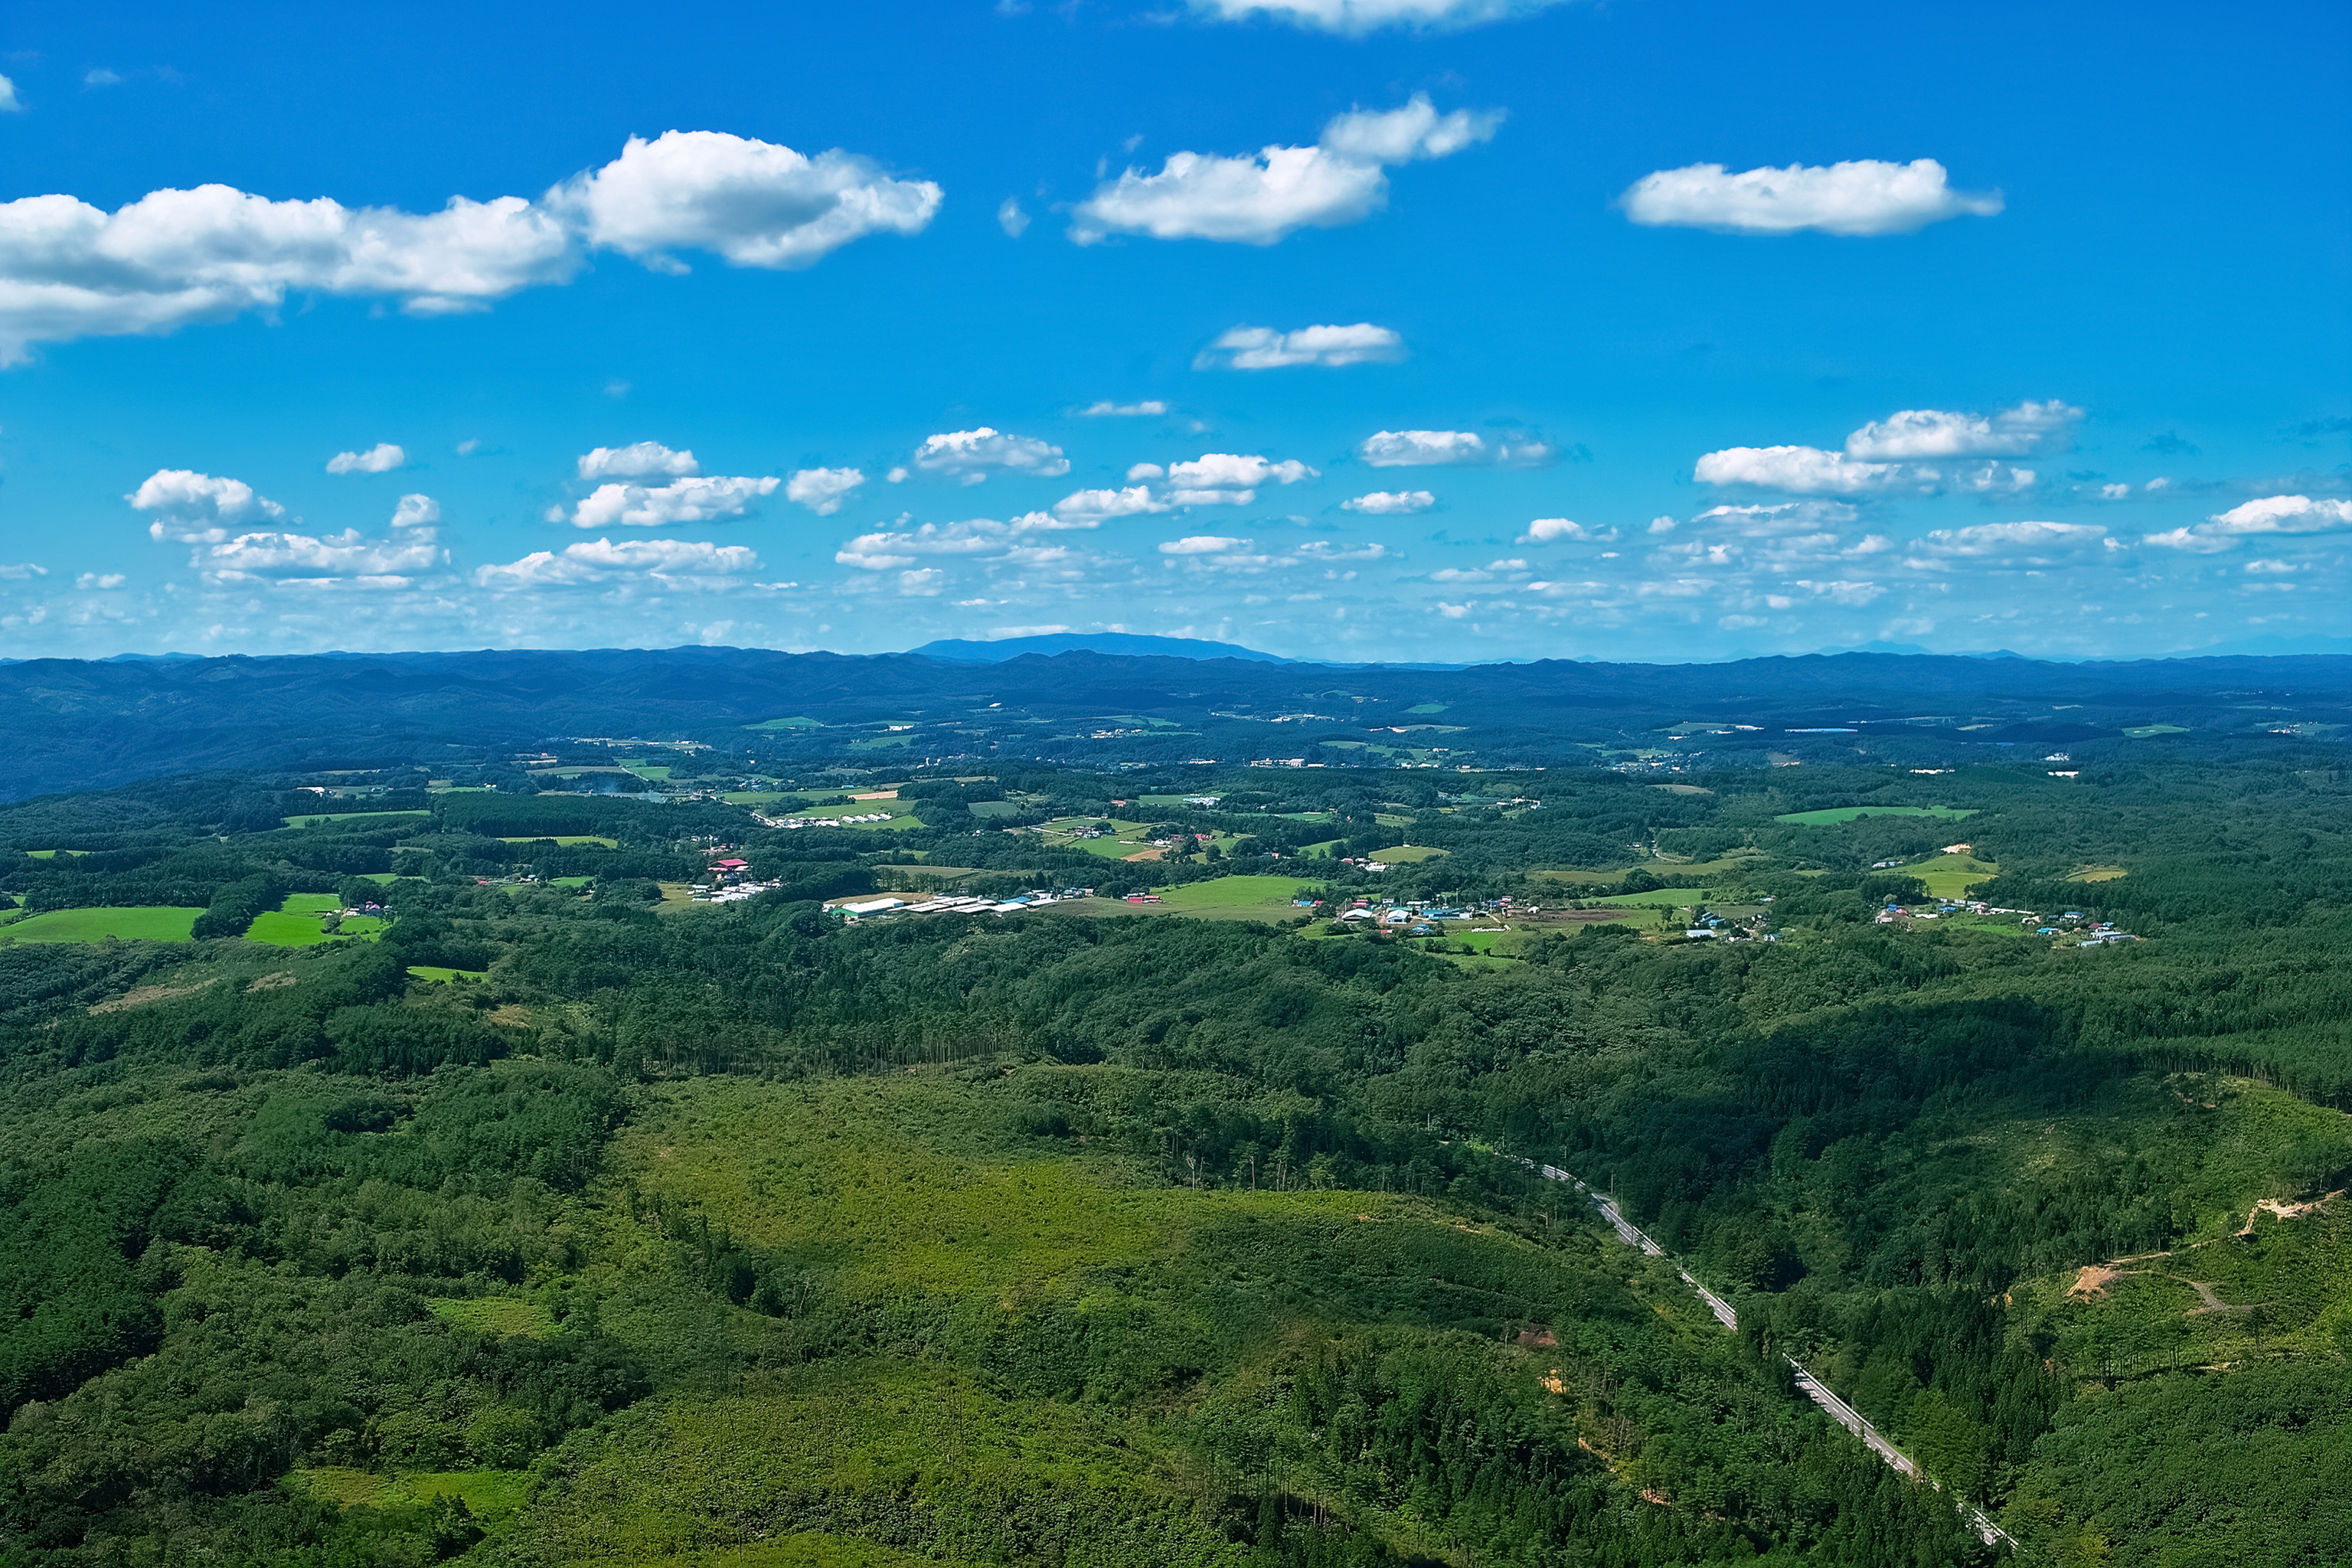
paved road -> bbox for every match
[1531,1161,2017,1552]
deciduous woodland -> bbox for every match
[2,741,2347,1566]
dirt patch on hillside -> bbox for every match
[90,978,217,1014]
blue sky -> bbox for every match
[0,0,2345,662]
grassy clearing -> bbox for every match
[498,835,619,847]
[743,715,823,729]
[0,906,201,943]
[1774,804,1977,826]
[1372,844,1449,864]
[22,849,90,859]
[1909,852,2000,899]
[426,1295,558,1337]
[245,893,384,948]
[1138,874,1323,920]
[283,808,430,828]
[407,965,489,984]
[2069,864,2130,883]
[291,1466,531,1520]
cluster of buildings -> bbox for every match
[755,809,898,829]
[831,888,1097,922]
[1333,896,1510,935]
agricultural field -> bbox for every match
[244,893,385,947]
[283,808,430,828]
[1120,873,1324,918]
[1910,851,2001,899]
[0,905,201,942]
[497,835,619,847]
[1773,804,1978,825]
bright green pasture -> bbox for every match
[407,965,488,984]
[0,906,201,942]
[244,893,384,947]
[1774,804,1978,825]
[292,1466,530,1521]
[283,808,430,828]
[497,835,617,847]
[1373,844,1449,864]
[22,848,90,859]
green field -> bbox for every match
[1135,874,1322,919]
[1910,851,2000,899]
[0,906,203,942]
[22,849,90,859]
[407,965,489,983]
[1773,804,1978,825]
[497,835,618,847]
[291,1465,531,1521]
[743,715,823,729]
[283,808,430,828]
[245,893,385,948]
[1372,843,1449,864]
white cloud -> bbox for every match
[128,469,286,541]
[997,198,1031,238]
[1692,445,1898,495]
[1195,322,1404,370]
[1126,462,1165,481]
[1069,94,1498,246]
[0,561,47,579]
[2245,558,2301,575]
[1167,452,1316,489]
[567,474,779,528]
[913,427,1070,481]
[2145,495,2352,551]
[542,130,940,272]
[1429,567,1491,583]
[0,76,19,113]
[1914,520,2110,560]
[786,466,866,515]
[1620,158,2003,237]
[1358,428,1551,467]
[1344,489,1433,514]
[390,493,441,529]
[1079,400,1168,416]
[191,525,445,586]
[1186,0,1571,32]
[1518,517,1611,543]
[834,512,1094,572]
[76,572,126,590]
[475,536,760,589]
[325,442,407,475]
[1790,580,1887,605]
[1844,400,2080,459]
[897,568,946,596]
[1648,515,1677,534]
[0,129,937,363]
[1052,485,1168,523]
[1160,535,1250,554]
[578,441,700,479]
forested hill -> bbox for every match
[2,645,2347,799]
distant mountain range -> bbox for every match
[908,632,1293,663]
[1,643,2346,801]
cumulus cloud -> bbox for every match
[0,76,20,113]
[578,441,700,479]
[1186,0,1570,31]
[997,198,1030,238]
[325,442,407,474]
[1194,322,1404,370]
[192,527,445,586]
[1357,428,1552,467]
[1078,400,1168,416]
[1344,490,1433,514]
[1844,400,2080,460]
[786,466,865,515]
[1160,535,1250,554]
[913,427,1070,482]
[77,572,126,590]
[1069,93,1498,246]
[1620,158,2003,237]
[1052,485,1169,523]
[390,493,441,529]
[1913,520,2110,561]
[566,475,779,528]
[541,130,939,272]
[475,536,760,590]
[1517,517,1611,543]
[1696,403,2057,495]
[835,512,1095,572]
[128,469,286,541]
[0,561,49,578]
[2144,495,2352,551]
[0,129,939,362]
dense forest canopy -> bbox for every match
[0,702,2347,1566]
